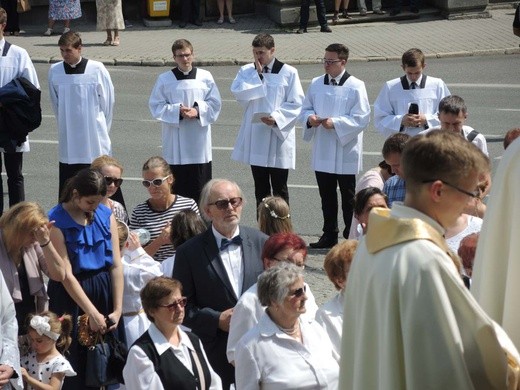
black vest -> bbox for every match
[134,330,212,390]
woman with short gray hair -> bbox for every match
[235,262,339,389]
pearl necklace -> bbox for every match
[277,319,301,336]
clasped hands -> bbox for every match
[308,114,334,130]
[180,105,198,119]
[402,113,426,128]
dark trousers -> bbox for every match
[58,163,126,208]
[181,0,200,23]
[315,171,356,238]
[0,152,24,215]
[299,0,328,29]
[250,165,289,208]
[169,162,211,204]
[0,0,20,33]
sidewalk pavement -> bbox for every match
[6,4,520,66]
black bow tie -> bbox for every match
[220,236,242,251]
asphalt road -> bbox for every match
[25,54,519,234]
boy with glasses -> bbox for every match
[149,39,222,203]
[300,43,370,249]
[340,131,520,389]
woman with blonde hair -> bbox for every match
[0,202,66,333]
[257,196,293,236]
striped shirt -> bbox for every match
[129,195,199,262]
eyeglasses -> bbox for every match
[422,179,480,198]
[104,176,123,187]
[142,175,171,188]
[158,297,187,311]
[174,53,192,58]
[289,285,307,298]
[320,58,342,65]
[208,197,243,210]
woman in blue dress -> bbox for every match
[48,168,124,389]
[43,0,82,36]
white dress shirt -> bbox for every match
[212,226,243,297]
[315,290,345,356]
[123,323,222,390]
[235,312,339,390]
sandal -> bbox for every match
[103,38,112,46]
[111,37,120,46]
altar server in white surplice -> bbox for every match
[374,47,450,138]
[231,33,304,209]
[340,131,520,390]
[48,31,115,199]
[0,8,40,216]
[149,38,221,203]
[299,43,370,250]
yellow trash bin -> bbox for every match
[147,0,170,17]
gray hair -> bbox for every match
[257,262,303,307]
[198,178,243,222]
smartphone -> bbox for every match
[408,103,419,115]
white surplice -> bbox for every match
[0,38,40,153]
[230,62,304,169]
[48,59,114,164]
[149,68,221,165]
[300,74,370,175]
[226,281,318,363]
[0,271,22,389]
[421,125,489,155]
[472,137,520,349]
[373,75,450,138]
[122,247,163,346]
[235,312,339,390]
[340,203,518,390]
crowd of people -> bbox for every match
[2,6,520,389]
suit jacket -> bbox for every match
[173,225,267,388]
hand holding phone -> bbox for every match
[408,103,419,115]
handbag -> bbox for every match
[81,316,128,387]
[17,0,31,13]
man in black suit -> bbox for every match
[173,178,268,389]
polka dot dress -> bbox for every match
[21,352,76,389]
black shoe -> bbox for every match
[192,19,203,26]
[309,235,338,249]
[410,7,419,13]
[389,9,400,16]
[296,28,307,34]
[320,25,332,33]
[179,21,187,28]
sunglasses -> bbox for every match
[104,176,123,187]
[208,197,243,210]
[142,175,170,188]
[289,285,306,298]
[158,297,187,311]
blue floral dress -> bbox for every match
[48,0,82,20]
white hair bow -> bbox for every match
[30,316,60,341]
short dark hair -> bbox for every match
[252,34,275,49]
[58,31,82,49]
[141,277,183,322]
[401,48,425,68]
[170,210,206,249]
[353,187,388,217]
[325,43,349,61]
[504,128,520,150]
[382,133,411,158]
[438,95,467,116]
[59,168,107,203]
[171,39,193,54]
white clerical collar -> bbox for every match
[406,74,423,86]
[329,69,346,84]
[68,57,83,68]
[178,66,192,75]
